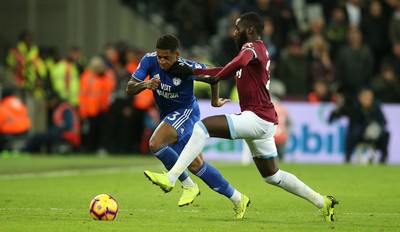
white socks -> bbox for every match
[168,122,209,184]
[229,189,242,204]
[181,177,196,187]
[264,169,325,208]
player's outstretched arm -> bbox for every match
[194,75,220,85]
[169,61,194,75]
[210,82,230,107]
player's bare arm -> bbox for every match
[210,83,230,107]
[126,77,160,95]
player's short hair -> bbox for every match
[156,34,180,51]
[238,12,264,36]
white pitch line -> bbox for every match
[0,162,237,180]
[0,164,162,180]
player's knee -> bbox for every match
[148,138,162,153]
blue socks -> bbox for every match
[152,146,190,182]
[194,162,235,198]
[153,146,236,199]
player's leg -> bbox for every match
[168,114,231,183]
[243,114,338,221]
[191,155,249,219]
[258,158,339,221]
[145,108,202,205]
[147,121,195,188]
[146,113,250,218]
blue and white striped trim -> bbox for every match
[153,146,168,156]
[194,164,207,177]
[172,109,193,129]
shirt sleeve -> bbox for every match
[193,67,224,76]
[193,49,254,79]
[132,55,151,81]
[188,62,207,80]
[216,49,254,79]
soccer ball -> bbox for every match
[89,194,119,220]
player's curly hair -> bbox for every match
[156,34,180,51]
[239,12,264,36]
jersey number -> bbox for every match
[236,53,271,90]
[266,56,271,90]
[167,111,180,121]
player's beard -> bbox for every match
[235,31,247,50]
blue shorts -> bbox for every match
[163,106,200,154]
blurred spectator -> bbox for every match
[344,0,363,27]
[68,46,86,74]
[304,34,335,83]
[6,31,48,133]
[0,87,30,151]
[22,92,80,154]
[388,0,400,43]
[324,6,349,60]
[215,0,245,20]
[173,0,209,48]
[212,8,241,66]
[301,16,325,42]
[125,47,145,74]
[41,46,59,76]
[370,63,400,103]
[212,17,238,98]
[361,0,391,74]
[125,47,155,153]
[101,43,120,70]
[214,14,240,65]
[329,87,390,164]
[79,56,116,153]
[382,40,400,78]
[104,46,138,154]
[262,16,280,66]
[6,31,47,89]
[334,26,374,102]
[250,0,297,47]
[278,35,309,99]
[291,0,322,32]
[308,79,336,103]
[50,47,81,107]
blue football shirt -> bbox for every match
[132,52,206,119]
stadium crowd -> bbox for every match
[1,0,399,156]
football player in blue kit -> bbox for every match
[126,34,248,215]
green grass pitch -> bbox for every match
[0,155,399,231]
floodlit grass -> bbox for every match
[0,154,399,231]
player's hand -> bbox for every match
[146,78,161,90]
[169,61,193,75]
[195,75,220,85]
[211,98,230,107]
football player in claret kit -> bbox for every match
[144,12,339,221]
[126,34,249,218]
